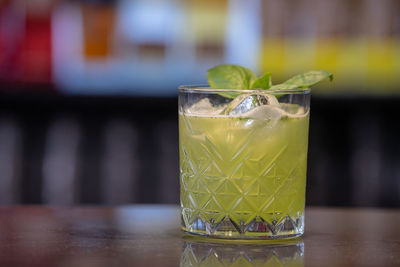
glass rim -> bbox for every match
[178,84,311,95]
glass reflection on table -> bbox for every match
[181,238,304,267]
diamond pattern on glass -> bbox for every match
[180,112,308,238]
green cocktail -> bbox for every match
[179,89,310,239]
[179,65,331,239]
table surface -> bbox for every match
[0,205,399,267]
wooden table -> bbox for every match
[0,205,399,267]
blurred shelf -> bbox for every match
[0,0,399,96]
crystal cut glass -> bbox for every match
[179,86,310,239]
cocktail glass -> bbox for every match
[179,86,310,239]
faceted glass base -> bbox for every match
[182,213,304,240]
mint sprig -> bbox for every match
[207,64,333,98]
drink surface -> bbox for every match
[179,104,309,238]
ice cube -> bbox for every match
[280,103,307,116]
[187,98,225,115]
[244,105,285,121]
[245,102,308,124]
[223,93,279,116]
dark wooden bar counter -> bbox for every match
[0,205,399,266]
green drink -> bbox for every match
[179,90,310,239]
[179,65,331,239]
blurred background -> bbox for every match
[0,0,399,207]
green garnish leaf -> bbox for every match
[206,65,333,98]
[250,72,272,89]
[280,70,333,88]
[207,64,257,90]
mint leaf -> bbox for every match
[250,72,272,89]
[282,70,333,88]
[270,70,333,91]
[207,64,257,90]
